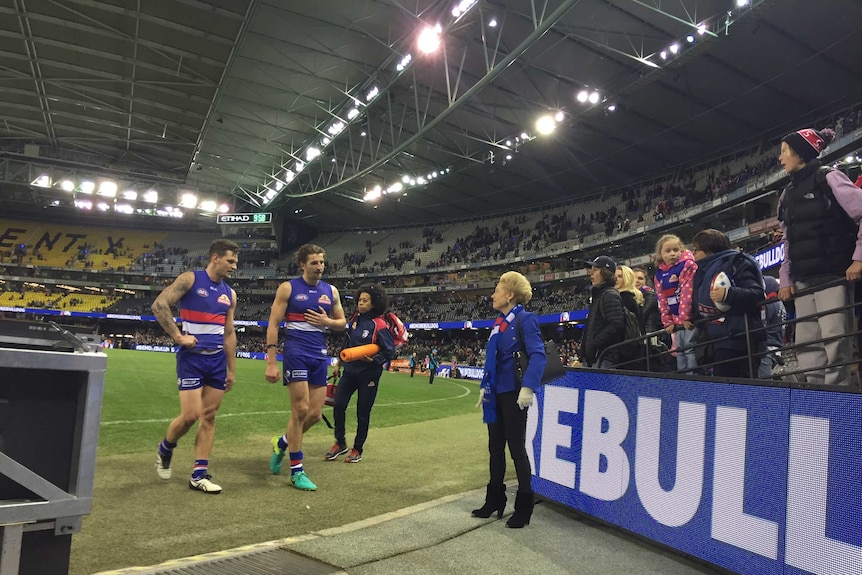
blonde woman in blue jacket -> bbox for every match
[473,271,546,528]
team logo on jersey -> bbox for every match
[669,274,679,283]
[318,294,331,304]
[361,329,370,338]
[352,321,358,330]
[296,294,309,301]
[217,293,231,305]
[196,288,208,297]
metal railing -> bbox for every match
[595,278,861,385]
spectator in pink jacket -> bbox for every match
[654,234,698,372]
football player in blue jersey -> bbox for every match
[152,238,238,494]
[265,244,346,490]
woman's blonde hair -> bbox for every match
[655,234,684,261]
[498,271,533,304]
[616,265,643,305]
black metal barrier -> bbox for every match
[595,277,861,386]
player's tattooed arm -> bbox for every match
[151,271,195,343]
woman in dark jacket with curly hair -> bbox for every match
[325,283,395,463]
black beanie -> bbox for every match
[781,128,836,163]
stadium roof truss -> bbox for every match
[1,0,862,229]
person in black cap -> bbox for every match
[580,256,626,368]
[777,127,862,386]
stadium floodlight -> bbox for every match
[607,104,617,112]
[520,132,529,140]
[347,107,360,120]
[283,169,295,183]
[199,200,217,212]
[687,34,695,43]
[143,190,158,203]
[396,53,413,72]
[417,25,443,54]
[669,43,680,55]
[366,86,379,102]
[122,190,137,201]
[387,182,404,193]
[115,204,134,214]
[660,50,668,60]
[74,199,92,210]
[275,180,285,191]
[321,136,331,146]
[60,180,75,192]
[536,115,556,135]
[179,192,197,208]
[588,91,600,104]
[364,185,382,202]
[698,24,707,35]
[402,174,410,183]
[217,204,230,213]
[265,189,277,200]
[295,160,305,173]
[97,202,110,211]
[576,90,589,103]
[736,0,749,6]
[32,174,51,188]
[327,121,344,136]
[80,180,95,194]
[555,111,565,122]
[98,181,117,197]
[488,18,497,27]
[306,147,321,161]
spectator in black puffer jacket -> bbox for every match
[581,256,626,368]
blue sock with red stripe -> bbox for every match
[158,438,177,456]
[277,434,288,452]
[289,451,303,475]
[191,459,208,480]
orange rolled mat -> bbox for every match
[340,343,380,362]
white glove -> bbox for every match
[475,386,485,408]
[516,387,534,410]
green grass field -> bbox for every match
[72,349,490,574]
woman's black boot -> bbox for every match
[505,490,534,528]
[471,483,507,519]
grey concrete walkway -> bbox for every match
[96,487,724,575]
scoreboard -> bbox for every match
[216,213,272,224]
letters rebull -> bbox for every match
[528,372,862,575]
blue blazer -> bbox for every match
[492,311,546,394]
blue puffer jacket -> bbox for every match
[693,250,765,352]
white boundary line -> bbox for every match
[100,381,475,426]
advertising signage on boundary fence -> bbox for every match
[528,371,862,575]
[216,212,272,224]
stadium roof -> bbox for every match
[1,0,861,230]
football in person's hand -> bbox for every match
[711,272,731,312]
